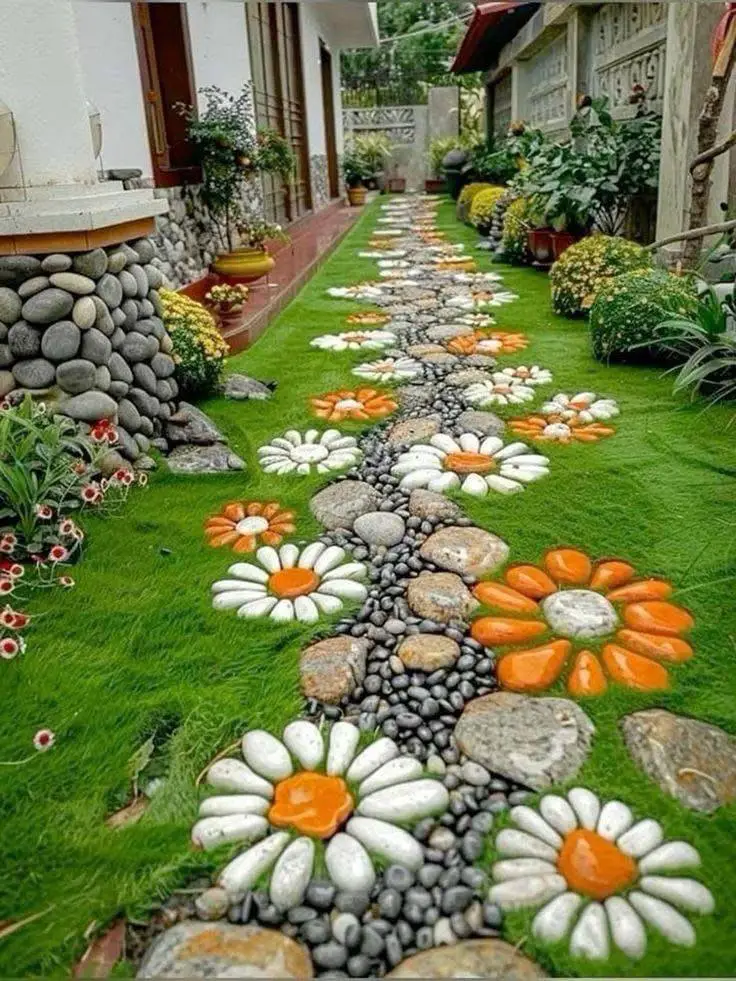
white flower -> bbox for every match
[212,542,368,623]
[377,278,420,289]
[358,250,407,259]
[489,787,715,961]
[377,217,410,227]
[464,378,537,407]
[196,721,449,909]
[453,313,496,328]
[452,271,505,285]
[327,285,384,301]
[494,365,553,386]
[311,330,397,352]
[352,357,422,383]
[369,228,404,238]
[426,243,465,254]
[391,432,550,497]
[447,290,518,310]
[258,429,361,476]
[377,259,410,269]
[541,392,620,423]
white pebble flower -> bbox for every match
[489,787,714,961]
[447,290,518,310]
[310,330,397,352]
[327,285,384,301]
[452,271,505,285]
[358,250,408,259]
[211,542,368,623]
[377,259,411,269]
[452,313,496,328]
[195,721,450,910]
[369,228,404,237]
[352,356,422,383]
[541,392,620,423]
[494,365,553,386]
[464,377,537,407]
[258,429,361,476]
[391,432,550,497]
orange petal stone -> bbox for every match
[497,640,570,691]
[601,643,670,690]
[504,565,557,599]
[590,560,635,591]
[269,772,353,838]
[208,530,240,548]
[545,549,592,585]
[567,649,608,697]
[607,580,673,603]
[232,535,257,553]
[473,582,540,614]
[471,617,547,646]
[444,452,495,474]
[623,601,694,636]
[268,567,319,599]
[558,829,637,900]
[223,503,247,522]
[616,629,693,663]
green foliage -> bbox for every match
[589,269,699,362]
[342,146,373,188]
[466,140,517,185]
[500,196,532,263]
[352,133,392,174]
[255,129,295,180]
[428,137,463,178]
[549,234,653,317]
[469,186,506,231]
[237,219,289,251]
[160,290,229,399]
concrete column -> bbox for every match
[656,2,726,243]
[427,87,460,142]
[511,63,522,123]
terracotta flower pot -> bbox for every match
[212,247,275,282]
[425,178,446,194]
[527,228,554,264]
[550,231,579,260]
[347,186,367,207]
[388,178,406,193]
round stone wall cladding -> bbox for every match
[0,240,179,464]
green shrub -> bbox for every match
[160,289,229,398]
[500,197,532,263]
[469,186,506,232]
[549,234,652,317]
[458,183,493,207]
[589,269,699,362]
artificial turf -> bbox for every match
[0,198,734,978]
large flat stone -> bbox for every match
[387,416,441,446]
[455,692,595,791]
[167,443,245,474]
[420,526,509,580]
[310,480,382,531]
[387,940,547,978]
[166,402,224,445]
[457,409,505,436]
[406,572,479,624]
[137,922,313,978]
[408,490,462,522]
[398,634,459,671]
[621,709,736,814]
[300,636,369,704]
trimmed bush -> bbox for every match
[589,269,699,362]
[500,197,532,263]
[457,182,493,224]
[469,186,506,233]
[160,289,229,398]
[550,234,652,318]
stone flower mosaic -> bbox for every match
[310,330,397,352]
[211,543,367,623]
[447,289,519,310]
[197,721,449,906]
[258,429,361,476]
[204,502,296,553]
[489,787,714,960]
[352,356,422,383]
[471,548,694,696]
[345,312,392,326]
[391,433,550,497]
[463,377,538,408]
[310,388,398,423]
[447,330,529,356]
[510,391,621,443]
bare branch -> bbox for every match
[690,129,736,172]
[647,218,736,252]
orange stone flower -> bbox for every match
[204,501,296,553]
[346,312,391,326]
[446,330,529,356]
[310,388,398,422]
[509,415,616,443]
[471,547,694,697]
[436,258,478,272]
[269,771,354,838]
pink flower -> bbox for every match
[0,536,16,554]
[48,545,68,563]
[0,560,23,579]
[33,728,55,752]
[114,468,134,486]
[1,607,28,630]
[80,484,101,504]
[58,576,75,589]
[0,578,13,595]
[89,419,118,444]
[70,526,85,542]
[58,518,76,537]
[34,504,53,520]
[0,636,21,660]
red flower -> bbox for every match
[0,536,16,554]
[48,545,68,563]
[33,728,55,751]
[58,519,75,537]
[0,578,14,595]
[113,468,134,486]
[0,637,20,660]
[1,607,28,630]
[34,504,53,520]
[81,484,101,504]
[89,419,118,444]
[0,560,23,579]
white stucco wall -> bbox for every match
[72,0,151,177]
[333,49,345,157]
[185,0,252,112]
[300,4,327,159]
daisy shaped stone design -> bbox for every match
[211,542,368,623]
[204,501,296,553]
[447,288,518,310]
[376,259,411,269]
[379,268,422,280]
[489,786,714,960]
[310,388,398,423]
[369,229,404,238]
[447,330,529,356]
[327,285,384,301]
[497,365,553,386]
[196,721,449,909]
[358,250,407,259]
[541,391,620,424]
[464,377,537,407]
[352,356,422,383]
[452,313,496,329]
[471,548,694,696]
[451,271,505,284]
[258,429,361,476]
[346,312,391,326]
[391,433,550,497]
[311,330,397,352]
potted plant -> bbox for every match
[353,133,391,191]
[388,164,406,194]
[217,218,289,282]
[205,282,250,328]
[343,148,370,206]
[426,137,459,194]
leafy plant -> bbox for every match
[256,129,295,180]
[549,234,652,317]
[428,137,463,179]
[500,196,532,263]
[342,147,372,188]
[352,133,392,175]
[469,186,506,233]
[160,290,229,398]
[466,140,518,185]
[205,283,249,314]
[237,219,289,251]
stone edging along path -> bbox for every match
[136,198,732,979]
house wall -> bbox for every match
[300,4,330,209]
[185,0,252,112]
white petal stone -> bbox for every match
[431,433,461,453]
[479,436,504,455]
[237,596,278,618]
[628,891,696,946]
[325,832,376,892]
[255,546,281,573]
[485,474,522,494]
[241,731,293,782]
[311,592,343,614]
[298,542,326,569]
[458,433,480,452]
[597,800,634,841]
[616,819,663,858]
[358,779,449,822]
[510,806,563,848]
[314,545,347,575]
[400,470,437,490]
[638,841,701,874]
[270,837,315,911]
[359,757,423,797]
[568,787,601,830]
[493,829,559,862]
[318,580,368,601]
[213,590,269,611]
[282,720,324,770]
[270,598,295,621]
[218,832,290,901]
[492,858,558,881]
[488,874,567,911]
[532,892,583,943]
[346,816,424,870]
[346,738,399,784]
[428,472,461,492]
[462,473,489,496]
[570,902,610,960]
[228,562,270,584]
[191,814,268,851]
[639,876,715,914]
[206,758,273,798]
[212,580,267,596]
[294,596,320,623]
[605,896,647,960]
[493,441,529,461]
[198,795,270,818]
[326,721,361,775]
[278,543,299,568]
[540,795,578,835]
[323,562,366,582]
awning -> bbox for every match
[451,1,540,74]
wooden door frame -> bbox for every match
[320,40,340,200]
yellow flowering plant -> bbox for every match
[160,290,229,398]
[549,234,652,318]
[469,186,506,233]
[500,197,532,264]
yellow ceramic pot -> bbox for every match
[212,247,276,282]
[347,186,367,207]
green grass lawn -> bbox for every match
[1,198,735,978]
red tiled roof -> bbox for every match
[451,1,540,74]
